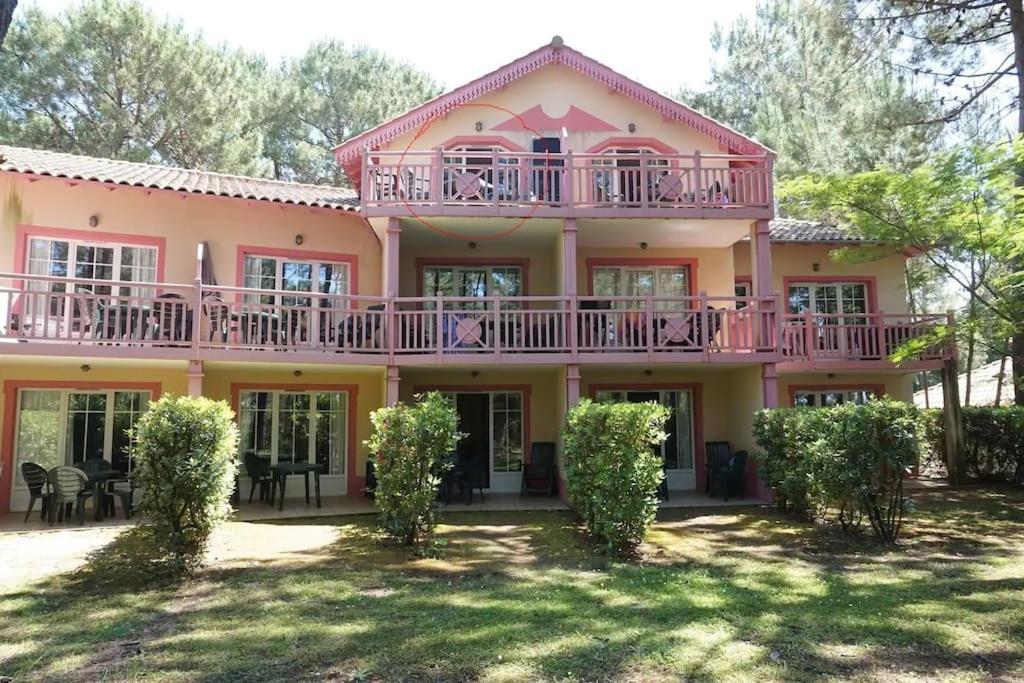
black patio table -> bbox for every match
[82,465,128,521]
[269,462,325,511]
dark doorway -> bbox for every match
[532,137,562,202]
[455,393,490,488]
[625,392,667,465]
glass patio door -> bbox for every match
[788,282,869,356]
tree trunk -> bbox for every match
[995,353,1008,406]
[0,0,16,48]
[1008,0,1024,404]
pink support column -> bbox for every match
[187,360,204,397]
[386,366,400,406]
[383,218,401,298]
[566,364,581,407]
[761,362,779,408]
[750,219,773,298]
[562,218,578,297]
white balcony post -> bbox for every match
[693,149,703,209]
[386,366,400,406]
[187,360,204,397]
[384,218,401,298]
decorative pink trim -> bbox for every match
[230,382,360,498]
[414,257,530,297]
[585,257,698,296]
[437,135,527,152]
[12,225,167,281]
[235,245,359,295]
[2,379,163,511]
[782,275,879,313]
[491,105,618,133]
[587,382,705,491]
[585,137,678,155]
[787,383,887,406]
[412,383,532,464]
[333,41,771,176]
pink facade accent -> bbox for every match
[751,220,772,298]
[1,379,163,512]
[584,137,678,154]
[12,225,167,281]
[491,105,618,133]
[384,218,401,297]
[566,364,581,407]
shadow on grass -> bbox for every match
[1,490,1023,682]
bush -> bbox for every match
[920,406,1024,485]
[755,399,921,543]
[562,399,669,555]
[132,395,239,573]
[366,392,461,550]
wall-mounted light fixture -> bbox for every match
[80,364,91,372]
[812,262,820,272]
[640,241,648,250]
[295,234,304,246]
[475,121,484,132]
[88,215,99,228]
[471,370,480,378]
[627,122,636,133]
[468,241,477,250]
[644,369,653,376]
[293,370,303,378]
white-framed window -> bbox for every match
[423,264,523,310]
[237,390,347,474]
[595,389,694,470]
[13,388,151,479]
[793,388,877,407]
[593,147,670,203]
[242,255,350,307]
[787,282,869,322]
[592,264,690,310]
[26,237,158,296]
[734,280,751,309]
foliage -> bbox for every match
[679,0,937,178]
[132,395,239,573]
[366,392,461,550]
[562,399,668,555]
[755,399,921,543]
[0,0,267,174]
[260,40,440,184]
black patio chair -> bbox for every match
[339,304,385,350]
[109,478,137,519]
[656,461,669,502]
[21,462,51,523]
[457,456,487,504]
[704,441,732,494]
[521,442,557,497]
[244,453,273,504]
[710,450,748,501]
[364,459,377,499]
[578,299,612,348]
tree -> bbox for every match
[0,0,267,175]
[853,0,1024,403]
[261,40,439,185]
[0,0,16,49]
[781,140,1024,404]
[679,0,939,178]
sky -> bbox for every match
[24,0,761,93]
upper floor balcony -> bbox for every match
[360,149,774,220]
[0,272,950,369]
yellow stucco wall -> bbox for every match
[382,65,729,160]
[0,174,381,296]
[734,242,909,313]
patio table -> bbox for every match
[83,466,128,521]
[269,462,324,511]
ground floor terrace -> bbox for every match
[0,354,923,516]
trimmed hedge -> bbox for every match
[754,399,921,543]
[921,406,1024,485]
[562,399,669,555]
[366,392,461,550]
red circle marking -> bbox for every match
[395,102,551,242]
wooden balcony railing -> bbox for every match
[0,273,951,366]
[361,149,773,217]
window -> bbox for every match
[594,389,694,470]
[592,264,690,309]
[237,390,347,474]
[423,265,523,310]
[734,280,751,309]
[242,255,349,307]
[491,392,524,473]
[593,147,670,204]
[13,388,151,478]
[26,237,158,297]
[787,282,869,321]
[793,389,877,407]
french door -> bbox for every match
[442,391,525,492]
[788,282,871,357]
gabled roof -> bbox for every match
[333,37,773,171]
[767,218,872,243]
[0,145,359,211]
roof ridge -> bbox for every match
[0,144,354,196]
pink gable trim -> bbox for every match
[491,105,618,133]
[333,40,771,169]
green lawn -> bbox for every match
[2,488,1023,682]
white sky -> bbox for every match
[23,0,760,93]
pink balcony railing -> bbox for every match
[781,313,952,364]
[362,149,773,215]
[1,273,951,365]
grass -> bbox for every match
[1,488,1023,682]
